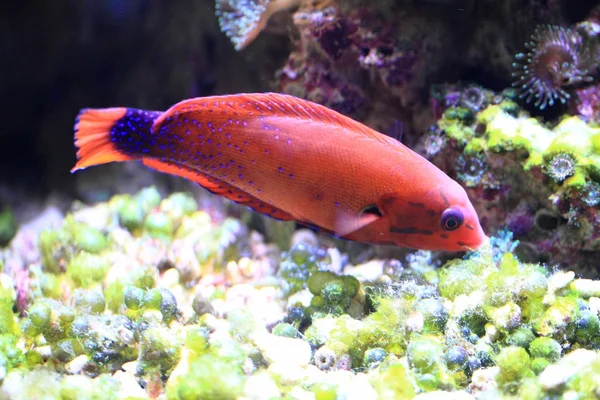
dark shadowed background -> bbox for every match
[0,0,597,197]
[0,0,293,197]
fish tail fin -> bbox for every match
[71,107,161,172]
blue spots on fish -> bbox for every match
[109,108,162,156]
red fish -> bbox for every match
[72,93,487,251]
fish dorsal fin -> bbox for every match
[153,93,404,149]
[141,158,296,222]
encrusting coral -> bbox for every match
[419,81,600,276]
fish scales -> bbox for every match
[149,95,409,226]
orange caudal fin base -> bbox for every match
[71,107,163,172]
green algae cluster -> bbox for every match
[439,101,600,202]
[0,208,17,248]
[1,188,600,398]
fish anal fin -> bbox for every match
[141,159,296,221]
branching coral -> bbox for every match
[512,24,593,110]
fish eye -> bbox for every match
[441,208,463,231]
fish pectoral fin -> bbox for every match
[142,159,296,221]
[334,209,381,237]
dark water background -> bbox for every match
[0,0,292,195]
[0,0,596,194]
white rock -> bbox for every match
[290,229,319,248]
[345,260,385,282]
[287,289,314,309]
[113,370,147,399]
[548,271,575,292]
[469,366,499,394]
[268,363,308,386]
[243,373,281,400]
[72,203,115,231]
[326,247,343,274]
[285,387,317,400]
[571,279,600,298]
[121,361,138,375]
[254,332,312,367]
[407,311,424,333]
[589,297,600,316]
[539,364,569,391]
[338,373,378,400]
[450,292,485,317]
[65,354,90,375]
[539,349,598,391]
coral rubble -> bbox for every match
[0,189,599,398]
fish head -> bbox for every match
[378,183,488,252]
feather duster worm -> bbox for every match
[512,25,593,110]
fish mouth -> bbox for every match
[459,235,490,251]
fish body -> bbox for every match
[72,92,487,251]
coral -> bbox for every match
[575,85,600,121]
[580,181,600,207]
[456,153,488,188]
[545,153,577,182]
[512,24,594,110]
[12,1,600,396]
[427,98,600,275]
[277,3,428,125]
[3,193,600,397]
[216,0,280,51]
[216,0,333,51]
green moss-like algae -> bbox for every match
[0,187,600,398]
